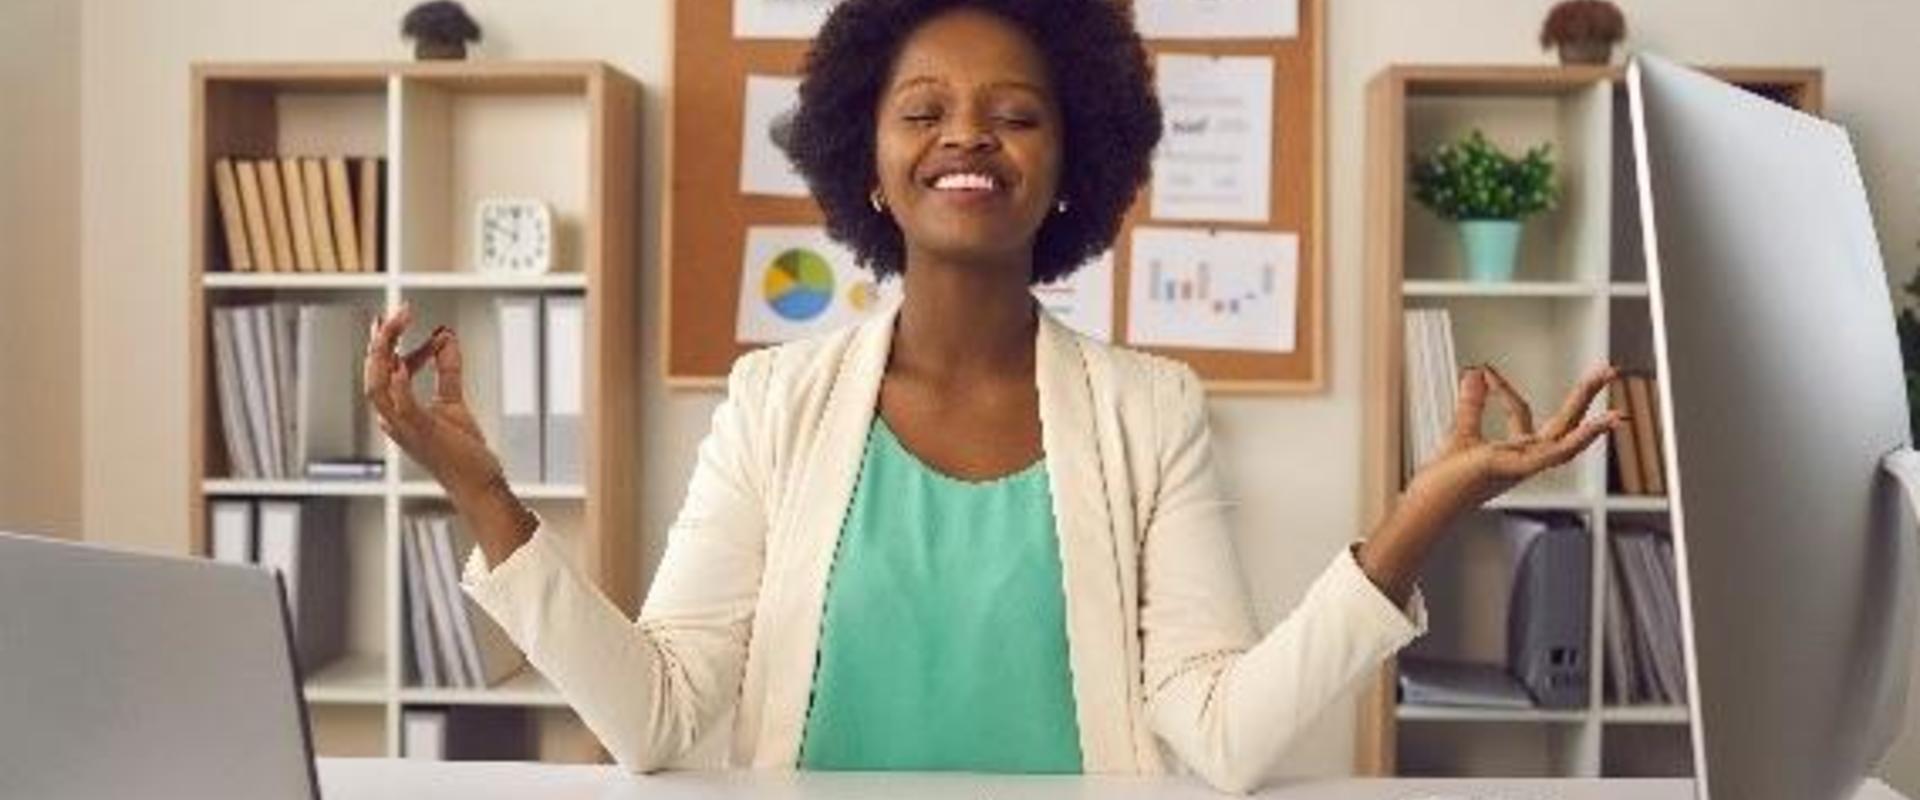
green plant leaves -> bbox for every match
[1410,129,1560,221]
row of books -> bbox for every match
[1606,526,1689,705]
[1609,373,1669,496]
[209,497,347,673]
[403,511,525,689]
[211,302,375,480]
[211,156,383,273]
[1402,308,1460,479]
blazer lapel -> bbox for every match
[1035,311,1137,772]
[755,302,898,766]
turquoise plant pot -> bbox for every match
[1458,219,1524,283]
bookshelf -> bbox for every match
[187,61,639,762]
[1357,65,1820,777]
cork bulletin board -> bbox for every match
[664,0,1325,393]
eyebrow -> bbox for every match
[887,75,1050,99]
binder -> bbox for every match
[402,708,447,760]
[281,157,317,272]
[256,498,347,672]
[232,306,280,478]
[411,516,467,687]
[542,295,584,485]
[495,296,544,482]
[209,499,255,564]
[296,304,370,469]
[211,158,253,272]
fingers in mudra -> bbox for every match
[1452,361,1628,480]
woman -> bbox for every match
[364,0,1623,792]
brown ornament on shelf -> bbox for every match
[1539,0,1627,66]
[402,0,482,61]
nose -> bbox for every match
[937,115,998,152]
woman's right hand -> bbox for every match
[363,302,504,501]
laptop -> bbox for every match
[0,531,321,799]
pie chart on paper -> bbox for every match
[761,247,836,322]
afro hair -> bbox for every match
[778,0,1161,285]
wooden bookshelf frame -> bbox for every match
[187,60,640,761]
[1357,64,1821,777]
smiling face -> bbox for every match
[872,7,1063,273]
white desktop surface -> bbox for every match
[316,758,1911,800]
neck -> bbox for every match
[891,247,1037,382]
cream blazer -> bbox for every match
[462,300,1428,794]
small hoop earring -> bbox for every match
[1054,198,1070,214]
[870,190,887,213]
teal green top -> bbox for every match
[798,417,1083,773]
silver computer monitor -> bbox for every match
[0,531,320,800]
[1628,53,1918,800]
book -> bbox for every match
[325,156,361,272]
[302,158,340,272]
[1628,375,1667,494]
[257,498,348,672]
[401,520,443,688]
[428,515,526,688]
[402,708,446,760]
[234,160,276,272]
[356,157,383,273]
[281,157,317,272]
[231,306,279,478]
[1609,376,1645,495]
[1603,551,1637,703]
[1397,656,1535,709]
[257,158,296,271]
[305,459,385,481]
[412,515,468,687]
[211,158,253,272]
[210,308,261,479]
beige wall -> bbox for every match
[0,0,82,540]
[64,0,1920,783]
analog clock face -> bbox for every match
[477,201,552,274]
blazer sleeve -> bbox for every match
[1138,362,1429,795]
[459,349,774,772]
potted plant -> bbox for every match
[1540,0,1627,66]
[1410,129,1558,283]
[402,1,482,61]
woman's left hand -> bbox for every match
[1407,361,1627,522]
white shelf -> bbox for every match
[204,272,388,290]
[399,665,568,708]
[1396,704,1591,723]
[1484,490,1597,511]
[305,652,390,705]
[398,480,586,500]
[204,478,387,497]
[1601,705,1691,725]
[1608,283,1652,297]
[397,272,587,290]
[1404,280,1601,298]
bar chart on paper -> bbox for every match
[1126,227,1299,354]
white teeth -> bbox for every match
[932,172,997,191]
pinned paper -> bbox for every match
[1135,0,1298,40]
[1125,227,1298,354]
[1032,251,1115,342]
[736,226,899,344]
[740,75,809,197]
[733,0,840,39]
[1150,54,1275,224]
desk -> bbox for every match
[317,758,1912,799]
